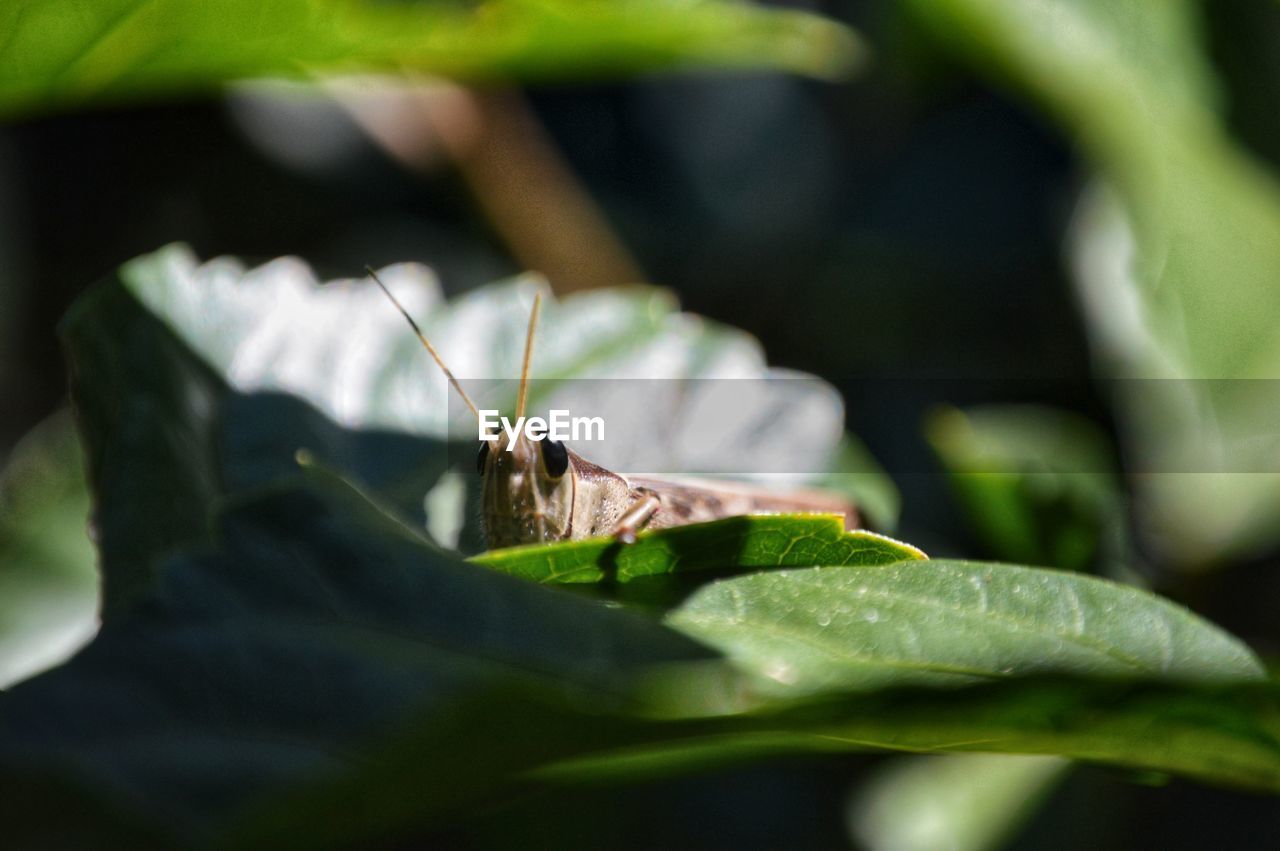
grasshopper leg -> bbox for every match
[612,493,661,544]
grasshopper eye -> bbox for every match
[477,441,490,475]
[542,439,569,478]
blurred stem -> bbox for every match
[333,81,644,293]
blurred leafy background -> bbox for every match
[4,0,1280,848]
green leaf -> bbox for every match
[1070,187,1280,566]
[7,249,715,842]
[11,245,894,841]
[915,407,1131,851]
[24,244,1275,848]
[60,241,895,612]
[772,678,1280,794]
[0,411,98,688]
[225,677,1280,847]
[59,272,228,616]
[110,244,896,541]
[245,676,1280,848]
[907,0,1280,564]
[59,261,453,617]
[528,677,1280,795]
[926,405,1127,573]
[0,477,712,844]
[471,513,925,584]
[667,561,1264,696]
[0,0,864,120]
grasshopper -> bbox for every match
[369,273,858,548]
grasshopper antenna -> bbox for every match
[365,267,480,422]
[515,290,542,420]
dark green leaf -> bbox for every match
[472,513,924,584]
[667,561,1263,695]
[0,0,863,120]
[59,266,453,618]
[59,280,227,616]
[533,678,1280,795]
[0,478,711,844]
[237,676,1280,848]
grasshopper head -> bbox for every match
[367,268,561,548]
[479,431,574,547]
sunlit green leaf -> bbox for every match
[667,561,1263,695]
[472,513,924,584]
[0,0,864,120]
